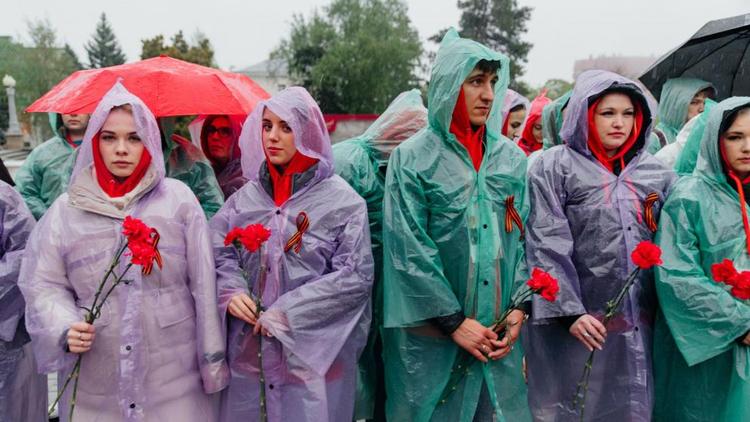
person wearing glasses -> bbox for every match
[190,115,246,199]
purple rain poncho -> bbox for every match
[523,70,676,421]
[0,181,47,421]
[211,86,374,422]
[188,115,247,199]
[19,82,229,422]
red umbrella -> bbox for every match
[26,55,270,116]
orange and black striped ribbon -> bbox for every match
[504,195,525,239]
[285,212,310,254]
[643,192,660,233]
[142,229,164,275]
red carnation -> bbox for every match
[712,259,739,284]
[225,224,272,253]
[527,268,560,302]
[631,241,663,269]
[730,272,750,300]
[122,216,151,244]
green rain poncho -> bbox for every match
[541,90,571,150]
[527,90,572,171]
[653,97,750,421]
[159,118,224,218]
[14,114,78,219]
[382,29,530,422]
[647,77,715,154]
[673,99,717,176]
[333,89,428,420]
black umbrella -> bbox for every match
[640,13,750,101]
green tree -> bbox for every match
[0,20,81,141]
[272,0,423,113]
[85,13,126,68]
[140,30,216,67]
[431,0,532,92]
[540,78,573,100]
[64,43,84,70]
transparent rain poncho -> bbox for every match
[14,114,79,219]
[500,89,529,139]
[332,88,427,420]
[673,99,717,176]
[653,96,750,422]
[381,29,531,422]
[646,77,715,154]
[524,70,676,421]
[527,91,573,172]
[0,181,47,421]
[211,86,374,422]
[19,82,229,422]
[160,119,225,218]
[188,115,247,199]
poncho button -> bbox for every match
[483,280,489,286]
[125,345,132,351]
[269,384,275,390]
[129,403,136,409]
[276,210,281,215]
[483,224,488,229]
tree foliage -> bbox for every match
[431,0,533,92]
[141,30,215,67]
[273,0,423,113]
[85,13,126,68]
[0,19,81,140]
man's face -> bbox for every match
[61,114,90,132]
[461,68,498,126]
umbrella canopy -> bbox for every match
[26,55,270,117]
[640,13,750,101]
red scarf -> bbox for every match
[266,151,319,206]
[720,142,750,255]
[450,89,484,171]
[92,132,152,198]
[586,98,643,173]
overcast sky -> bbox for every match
[3,0,748,86]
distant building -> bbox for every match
[573,55,658,80]
[236,59,291,95]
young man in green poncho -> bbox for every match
[382,29,531,422]
[15,113,88,219]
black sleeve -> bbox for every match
[429,311,466,336]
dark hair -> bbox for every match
[0,158,13,186]
[474,59,501,75]
[509,104,525,113]
[720,105,750,136]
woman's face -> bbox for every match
[722,110,750,179]
[262,108,297,167]
[593,93,635,157]
[99,109,145,180]
[507,109,526,139]
[532,121,543,143]
[687,88,713,121]
[205,116,234,164]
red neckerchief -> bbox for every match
[586,98,643,173]
[265,151,319,206]
[92,132,152,198]
[450,88,484,171]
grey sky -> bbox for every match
[3,0,749,87]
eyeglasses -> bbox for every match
[206,126,232,137]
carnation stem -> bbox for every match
[48,243,135,421]
[572,268,642,421]
[437,288,536,403]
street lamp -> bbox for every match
[3,74,21,137]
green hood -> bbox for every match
[427,28,510,140]
[541,90,572,149]
[695,96,750,187]
[657,77,715,142]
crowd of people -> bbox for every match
[0,27,748,422]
